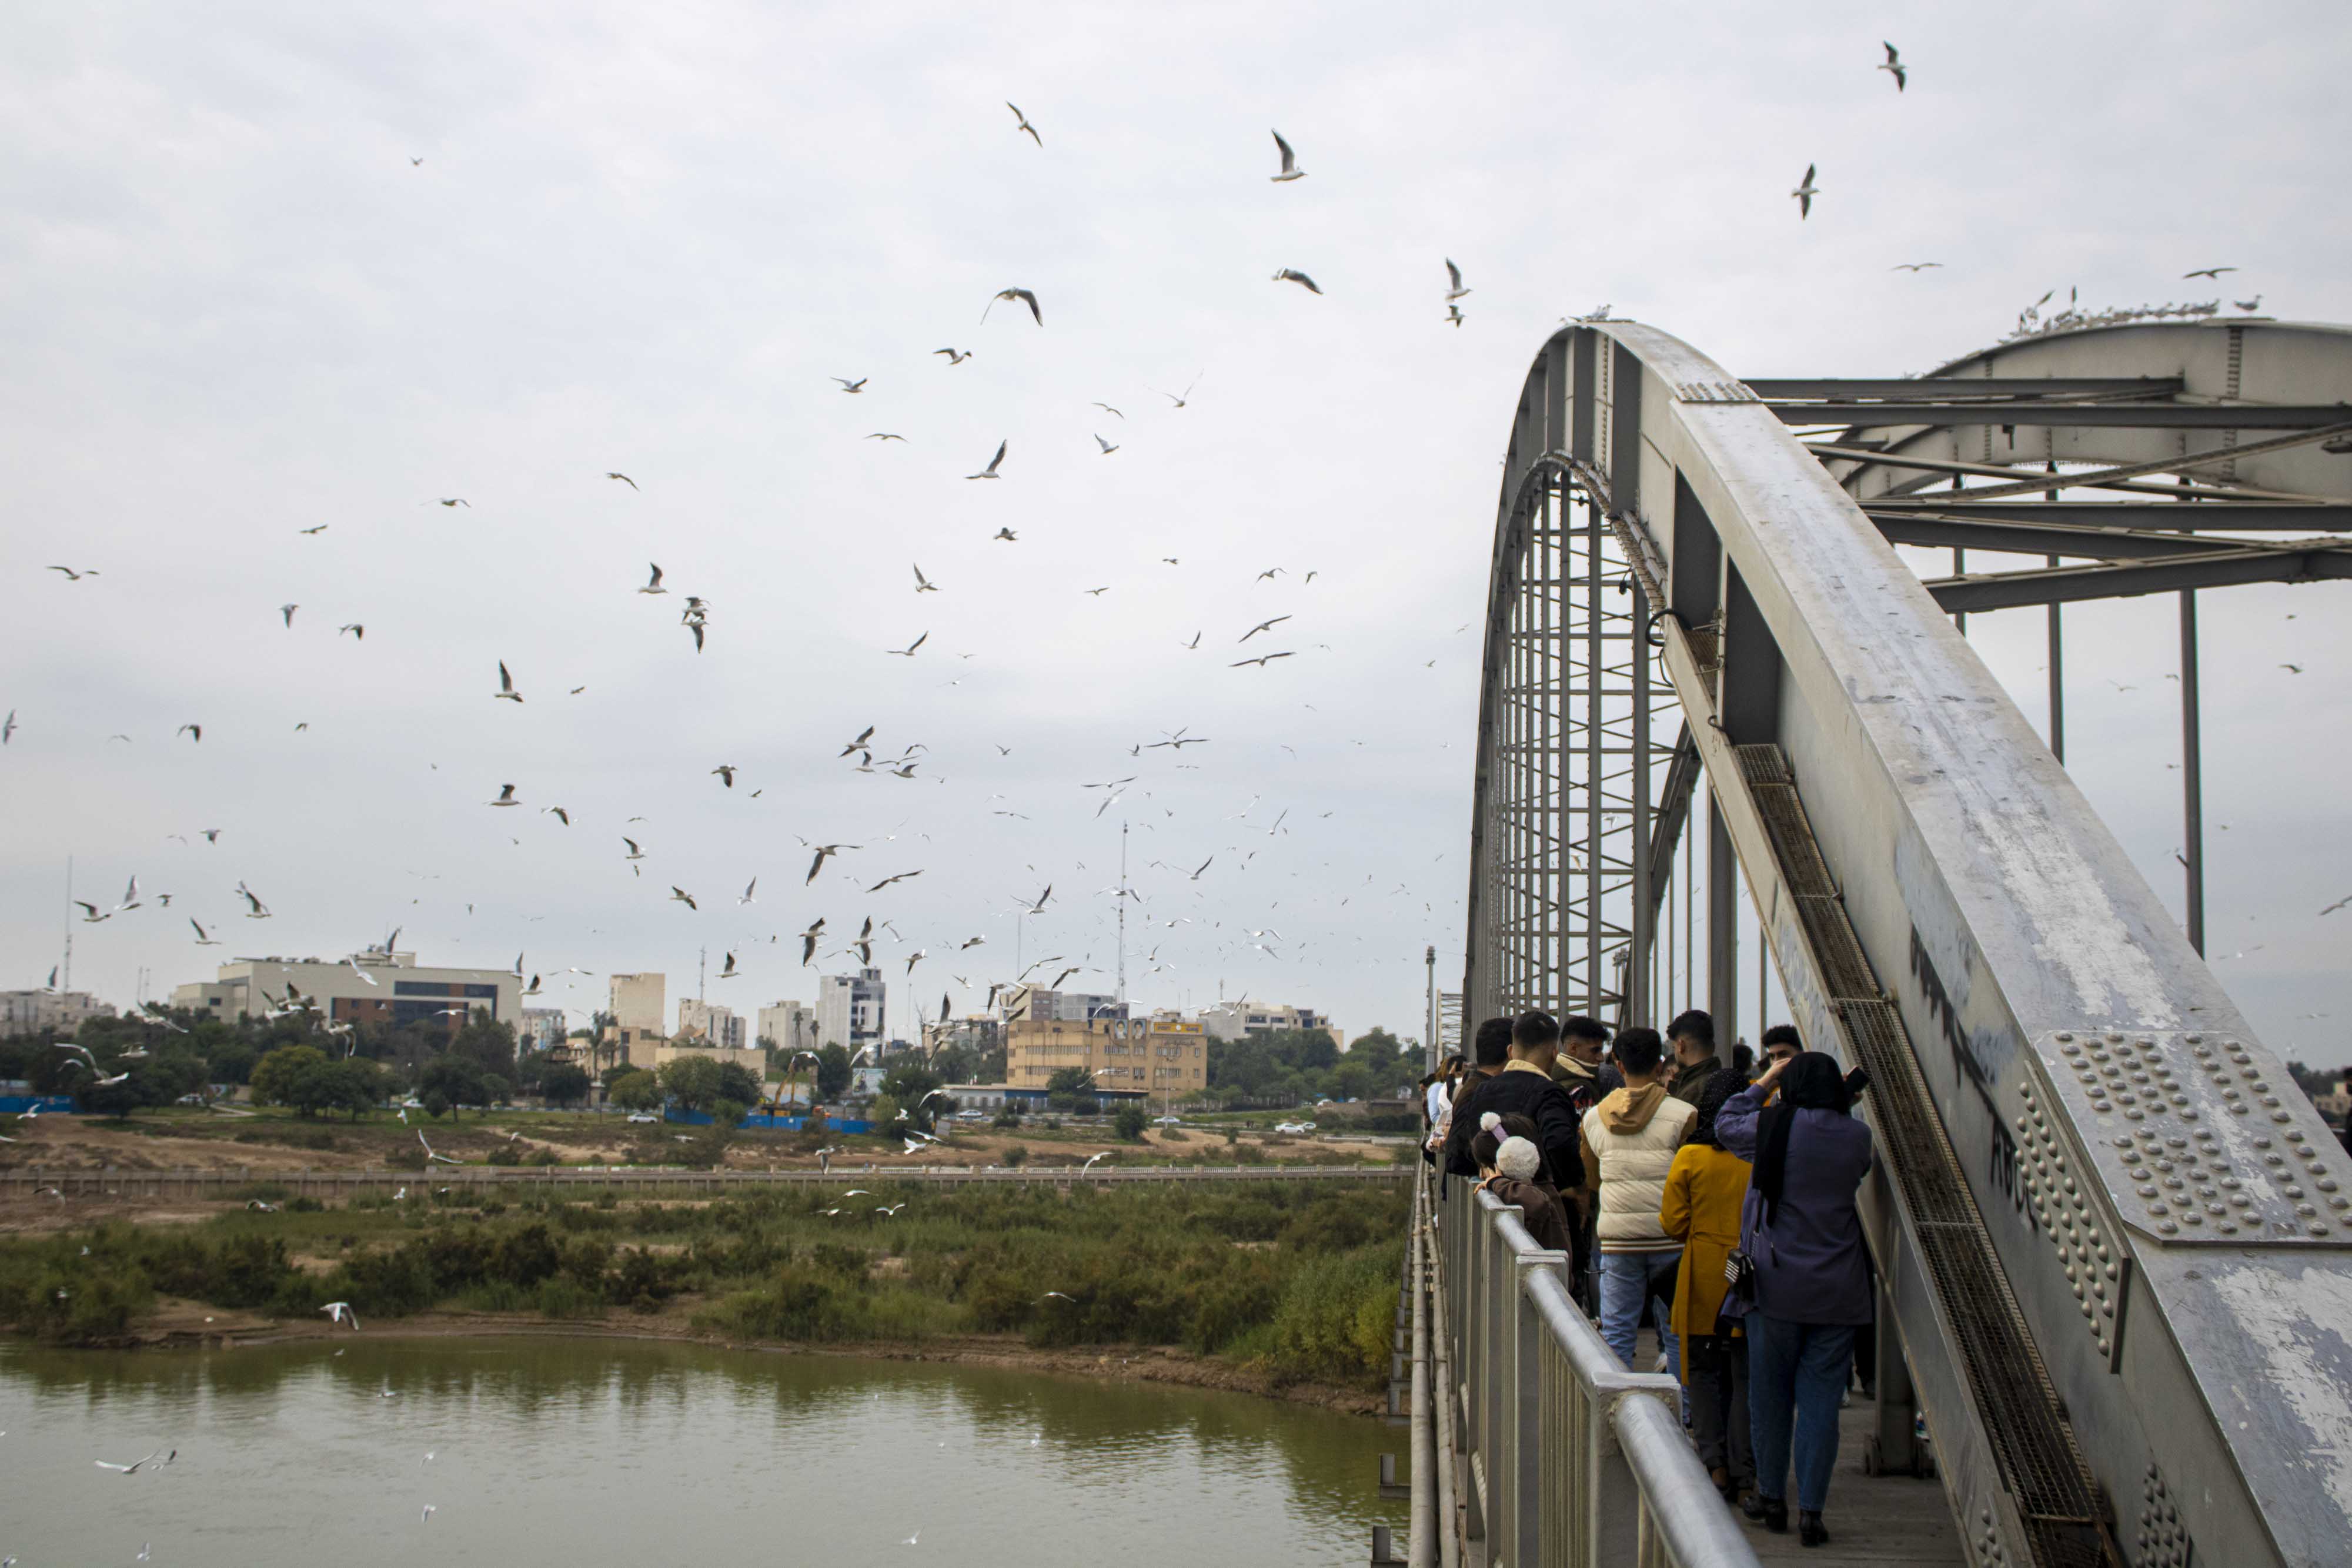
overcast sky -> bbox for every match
[5,2,2350,1065]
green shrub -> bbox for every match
[1258,1243,1400,1386]
[1001,1145,1028,1168]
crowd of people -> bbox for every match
[1421,1009,1872,1551]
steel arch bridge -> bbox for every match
[1460,317,2352,1568]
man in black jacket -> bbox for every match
[1444,1010,1587,1195]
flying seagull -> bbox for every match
[1269,129,1305,182]
[322,1300,359,1330]
[1891,261,1942,272]
[280,603,299,627]
[670,886,697,911]
[934,347,971,364]
[833,377,868,393]
[489,783,520,807]
[993,527,1018,541]
[236,882,271,919]
[2,710,14,744]
[191,918,220,945]
[1231,652,1296,668]
[1444,259,1470,300]
[495,661,523,702]
[983,288,1042,326]
[867,432,907,442]
[967,440,1008,479]
[2183,266,2236,279]
[801,917,826,965]
[1446,303,1465,327]
[607,472,637,489]
[1878,41,1906,91]
[1094,434,1119,456]
[869,870,924,892]
[888,631,929,657]
[638,563,667,594]
[739,877,757,904]
[712,765,736,787]
[805,843,853,884]
[1155,376,1200,409]
[339,623,364,639]
[1272,269,1322,294]
[1007,102,1041,145]
[623,836,645,861]
[1240,614,1291,642]
[912,564,938,593]
[47,565,98,580]
[429,498,469,507]
[1093,402,1124,419]
[1791,163,1818,219]
[719,951,739,979]
[299,523,328,534]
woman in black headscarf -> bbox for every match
[1715,1051,1873,1546]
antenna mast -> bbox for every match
[61,855,74,993]
[1117,822,1128,1006]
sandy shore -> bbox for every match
[109,1297,1386,1415]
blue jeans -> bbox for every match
[1746,1312,1854,1512]
[1598,1250,1682,1385]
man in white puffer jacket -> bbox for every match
[1578,1025,1699,1378]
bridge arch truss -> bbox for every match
[1462,316,2352,1568]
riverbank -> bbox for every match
[112,1295,1389,1414]
[0,1178,1409,1402]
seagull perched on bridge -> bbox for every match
[1791,163,1818,219]
[1269,129,1305,181]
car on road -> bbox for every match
[626,1112,660,1124]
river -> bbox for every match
[0,1338,1404,1565]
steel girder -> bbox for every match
[1462,320,2352,1568]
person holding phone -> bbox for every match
[1714,1051,1873,1547]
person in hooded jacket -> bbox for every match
[1578,1026,1698,1378]
[1660,1068,1756,1507]
[1715,1051,1873,1548]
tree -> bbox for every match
[1112,1102,1149,1141]
[419,1054,489,1118]
[449,1012,518,1081]
[1045,1066,1099,1116]
[540,1063,592,1107]
[880,1062,945,1130]
[715,1061,764,1109]
[814,1043,852,1102]
[659,1055,726,1113]
[251,1045,329,1109]
[608,1069,662,1112]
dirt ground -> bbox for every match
[0,1112,1403,1181]
[117,1297,1384,1415]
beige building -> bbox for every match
[676,998,745,1049]
[759,1000,817,1055]
[1198,999,1343,1051]
[609,972,666,1033]
[171,951,520,1041]
[1,988,117,1037]
[1005,1013,1208,1099]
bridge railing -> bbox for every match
[1422,1164,1759,1568]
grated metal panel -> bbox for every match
[1735,747,2110,1568]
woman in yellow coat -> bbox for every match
[1660,1069,1756,1505]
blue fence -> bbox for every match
[0,1096,75,1115]
[662,1107,874,1134]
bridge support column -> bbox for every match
[1706,791,1738,1045]
[1865,1278,1926,1478]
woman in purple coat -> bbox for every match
[1715,1051,1873,1548]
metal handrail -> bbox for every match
[1421,1164,1761,1568]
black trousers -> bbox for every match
[1685,1332,1753,1488]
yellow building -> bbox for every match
[1005,1014,1208,1100]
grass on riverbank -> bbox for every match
[0,1181,1407,1387]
